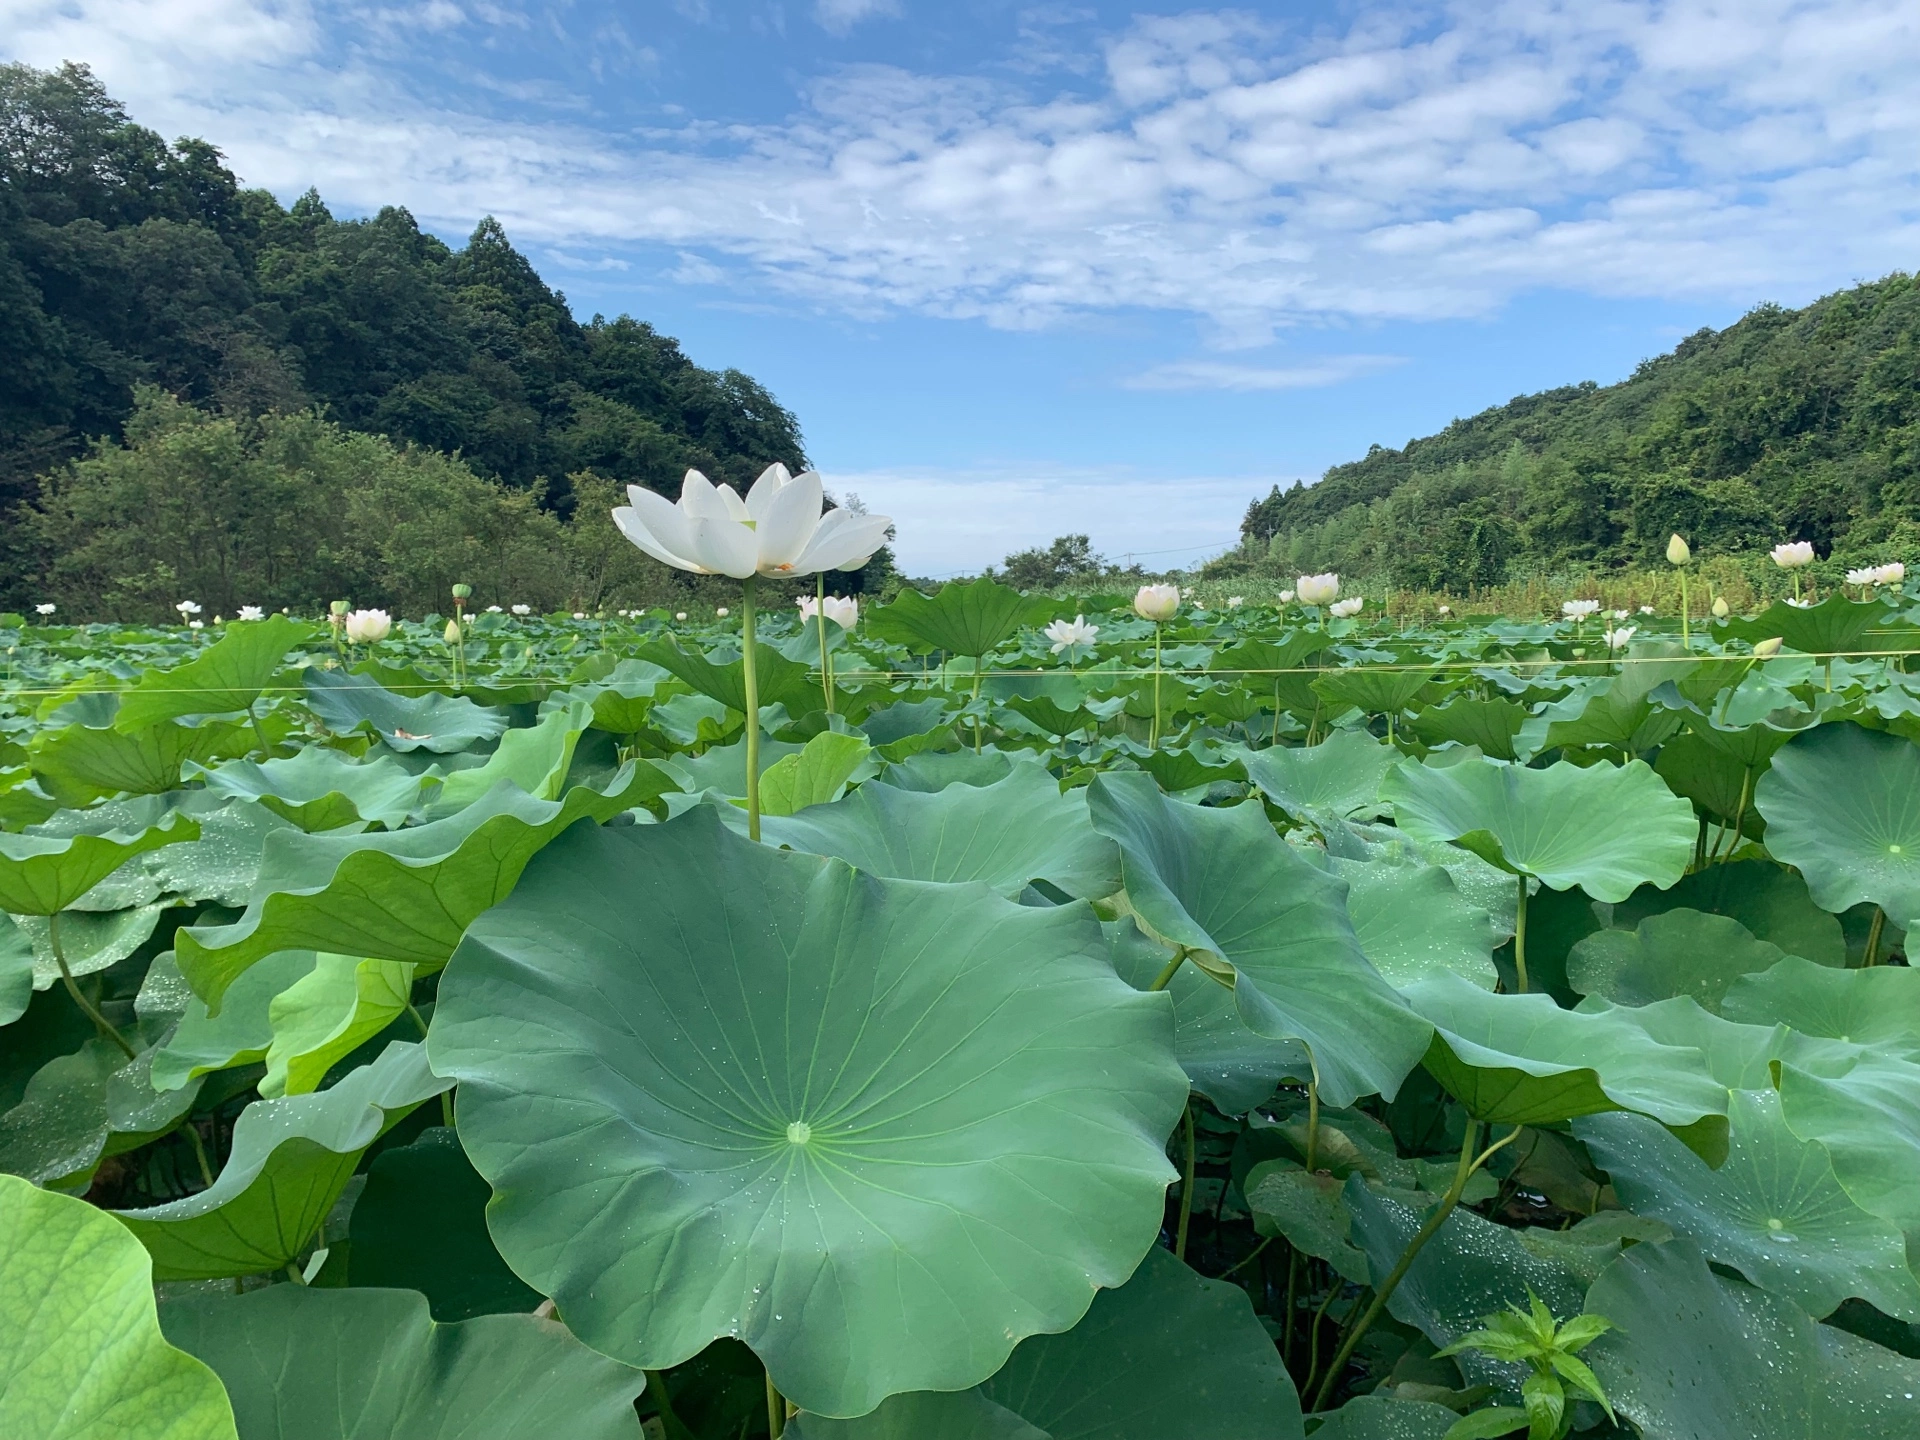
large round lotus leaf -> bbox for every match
[1087,771,1431,1108]
[1245,1165,1371,1284]
[302,667,507,753]
[160,1286,645,1439]
[1566,909,1791,1010]
[1240,729,1396,821]
[190,747,424,830]
[1722,956,1920,1062]
[150,949,317,1092]
[791,1248,1303,1440]
[1404,696,1528,762]
[113,614,313,731]
[1404,976,1728,1150]
[1105,921,1310,1113]
[1585,1236,1920,1440]
[1305,1396,1457,1439]
[1328,855,1499,989]
[866,576,1046,657]
[428,807,1187,1418]
[0,917,30,1024]
[1578,1089,1920,1322]
[1755,722,1920,930]
[756,759,1119,899]
[873,747,1016,792]
[0,1173,237,1440]
[1607,859,1845,967]
[347,1125,541,1321]
[1381,756,1695,900]
[1775,1054,1920,1248]
[0,811,198,916]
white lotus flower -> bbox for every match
[1329,596,1364,618]
[486,605,502,613]
[343,608,391,644]
[573,611,587,620]
[1638,605,1655,615]
[1134,584,1180,622]
[1561,600,1600,619]
[822,595,858,629]
[236,605,264,621]
[612,465,892,579]
[1045,614,1100,654]
[675,611,688,621]
[1786,598,1813,608]
[1297,573,1339,606]
[1612,610,1630,620]
[1878,562,1906,586]
[511,604,531,616]
[715,607,729,618]
[1847,567,1882,586]
[444,619,462,644]
[1604,626,1636,650]
[1226,596,1244,608]
[1666,534,1691,565]
[1437,604,1451,615]
[1752,637,1784,658]
[796,595,819,622]
[1277,590,1296,604]
[34,603,54,615]
[175,600,202,615]
[1771,541,1814,568]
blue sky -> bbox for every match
[7,1,1918,574]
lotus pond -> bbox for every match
[5,579,1920,1440]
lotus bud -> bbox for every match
[1752,637,1783,658]
[1712,596,1730,618]
[444,618,462,645]
[1667,534,1691,565]
[716,607,730,618]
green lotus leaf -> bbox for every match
[1725,591,1891,658]
[18,904,164,989]
[789,1391,1047,1440]
[1584,1236,1920,1440]
[260,953,417,1097]
[190,748,423,830]
[1754,722,1920,930]
[1105,921,1310,1114]
[756,731,873,816]
[175,768,661,1008]
[1245,1164,1371,1283]
[1344,1180,1631,1388]
[1329,854,1500,989]
[757,759,1120,901]
[1305,1395,1459,1440]
[1566,909,1793,1010]
[1774,1054,1920,1250]
[857,695,957,750]
[1539,664,1685,755]
[1240,729,1396,821]
[1005,692,1093,739]
[657,732,807,796]
[1089,771,1431,1107]
[1133,745,1247,795]
[0,811,198,915]
[150,949,317,1091]
[0,916,30,1024]
[1606,858,1845,967]
[1404,697,1527,762]
[1382,755,1695,901]
[634,635,820,715]
[1654,730,1768,835]
[159,1286,645,1439]
[429,696,593,814]
[0,1035,196,1189]
[1588,993,1850,1091]
[866,575,1047,657]
[1312,664,1439,720]
[428,808,1187,1418]
[31,718,255,805]
[0,1174,237,1440]
[876,747,1016,792]
[113,1041,450,1279]
[1578,1089,1920,1322]
[1405,976,1728,1146]
[302,668,507,753]
[1721,956,1920,1062]
[115,615,313,732]
[346,1125,541,1321]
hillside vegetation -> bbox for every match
[0,62,816,613]
[1227,274,1920,590]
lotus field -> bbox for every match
[9,511,1920,1439]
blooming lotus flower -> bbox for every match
[175,599,202,616]
[796,595,819,622]
[237,605,264,621]
[188,620,204,630]
[1604,626,1636,650]
[1226,596,1244,609]
[1045,614,1100,654]
[1612,609,1630,620]
[573,611,587,620]
[1437,604,1451,615]
[1134,584,1180,622]
[1846,567,1882,586]
[1879,562,1907,586]
[1297,573,1339,606]
[1277,590,1296,604]
[821,595,858,629]
[1638,605,1655,615]
[34,603,54,615]
[675,611,688,621]
[715,607,729,618]
[1561,600,1600,619]
[1787,598,1813,608]
[612,465,892,579]
[486,605,502,613]
[344,608,391,644]
[1771,541,1814,568]
[511,604,531,616]
[1329,596,1364,618]
[1752,637,1784,657]
[1666,534,1690,565]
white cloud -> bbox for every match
[5,0,1919,335]
[830,466,1264,576]
[814,0,901,37]
[1123,355,1406,392]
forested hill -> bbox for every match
[1234,272,1920,589]
[0,62,805,518]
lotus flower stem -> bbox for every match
[766,1374,786,1439]
[177,1118,214,1188]
[1302,1275,1348,1398]
[1304,1077,1321,1172]
[973,654,984,754]
[1175,1104,1197,1261]
[247,697,272,758]
[1512,875,1530,995]
[1150,623,1164,750]
[1678,570,1691,650]
[646,1372,693,1440]
[48,911,135,1059]
[742,577,762,841]
[1146,947,1188,991]
[1864,906,1887,967]
[1310,1121,1523,1411]
[1711,767,1753,864]
[814,573,834,715]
